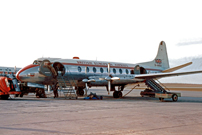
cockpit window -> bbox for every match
[33,60,41,65]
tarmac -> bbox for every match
[1,86,202,135]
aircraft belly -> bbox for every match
[90,79,137,86]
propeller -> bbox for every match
[82,79,95,90]
[105,63,120,95]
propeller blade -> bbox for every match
[108,63,110,75]
[85,83,88,90]
[111,77,120,80]
[108,81,111,94]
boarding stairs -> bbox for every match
[145,79,167,93]
[144,79,181,102]
[57,71,77,99]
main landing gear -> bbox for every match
[113,91,122,98]
[107,85,124,98]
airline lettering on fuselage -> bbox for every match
[77,61,128,68]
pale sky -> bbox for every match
[1,0,202,70]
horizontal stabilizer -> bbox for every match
[162,62,192,73]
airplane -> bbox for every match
[16,41,202,99]
[0,66,21,74]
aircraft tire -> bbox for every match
[113,91,118,98]
[172,94,178,102]
[20,94,23,97]
[117,91,122,98]
[113,91,122,98]
[76,87,84,96]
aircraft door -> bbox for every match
[134,65,147,74]
[134,65,140,74]
[53,62,65,76]
[39,60,57,78]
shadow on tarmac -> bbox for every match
[2,94,202,103]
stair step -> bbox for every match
[57,74,77,99]
[145,79,166,93]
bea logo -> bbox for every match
[155,59,162,64]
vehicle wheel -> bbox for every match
[159,98,164,101]
[0,95,9,100]
[172,94,178,102]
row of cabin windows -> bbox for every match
[77,66,129,74]
[0,69,12,71]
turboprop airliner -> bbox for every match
[16,41,202,98]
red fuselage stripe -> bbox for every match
[62,63,162,72]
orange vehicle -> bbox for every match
[0,76,21,99]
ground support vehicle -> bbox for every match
[140,79,181,102]
[155,92,181,102]
[0,73,21,99]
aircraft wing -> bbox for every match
[134,70,202,79]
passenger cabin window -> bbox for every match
[100,68,104,73]
[119,69,122,74]
[93,67,96,73]
[107,68,110,73]
[126,69,129,74]
[86,67,89,73]
[113,68,116,74]
[78,66,82,72]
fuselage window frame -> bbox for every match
[93,67,97,73]
[86,67,89,73]
[113,68,116,74]
[119,69,122,74]
[126,69,129,74]
[78,66,82,72]
[100,67,104,73]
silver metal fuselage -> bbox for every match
[16,58,163,87]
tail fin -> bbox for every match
[139,41,170,71]
[154,41,170,70]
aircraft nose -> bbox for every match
[16,69,23,82]
[16,64,39,82]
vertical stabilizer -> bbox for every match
[154,41,170,70]
[139,41,170,71]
